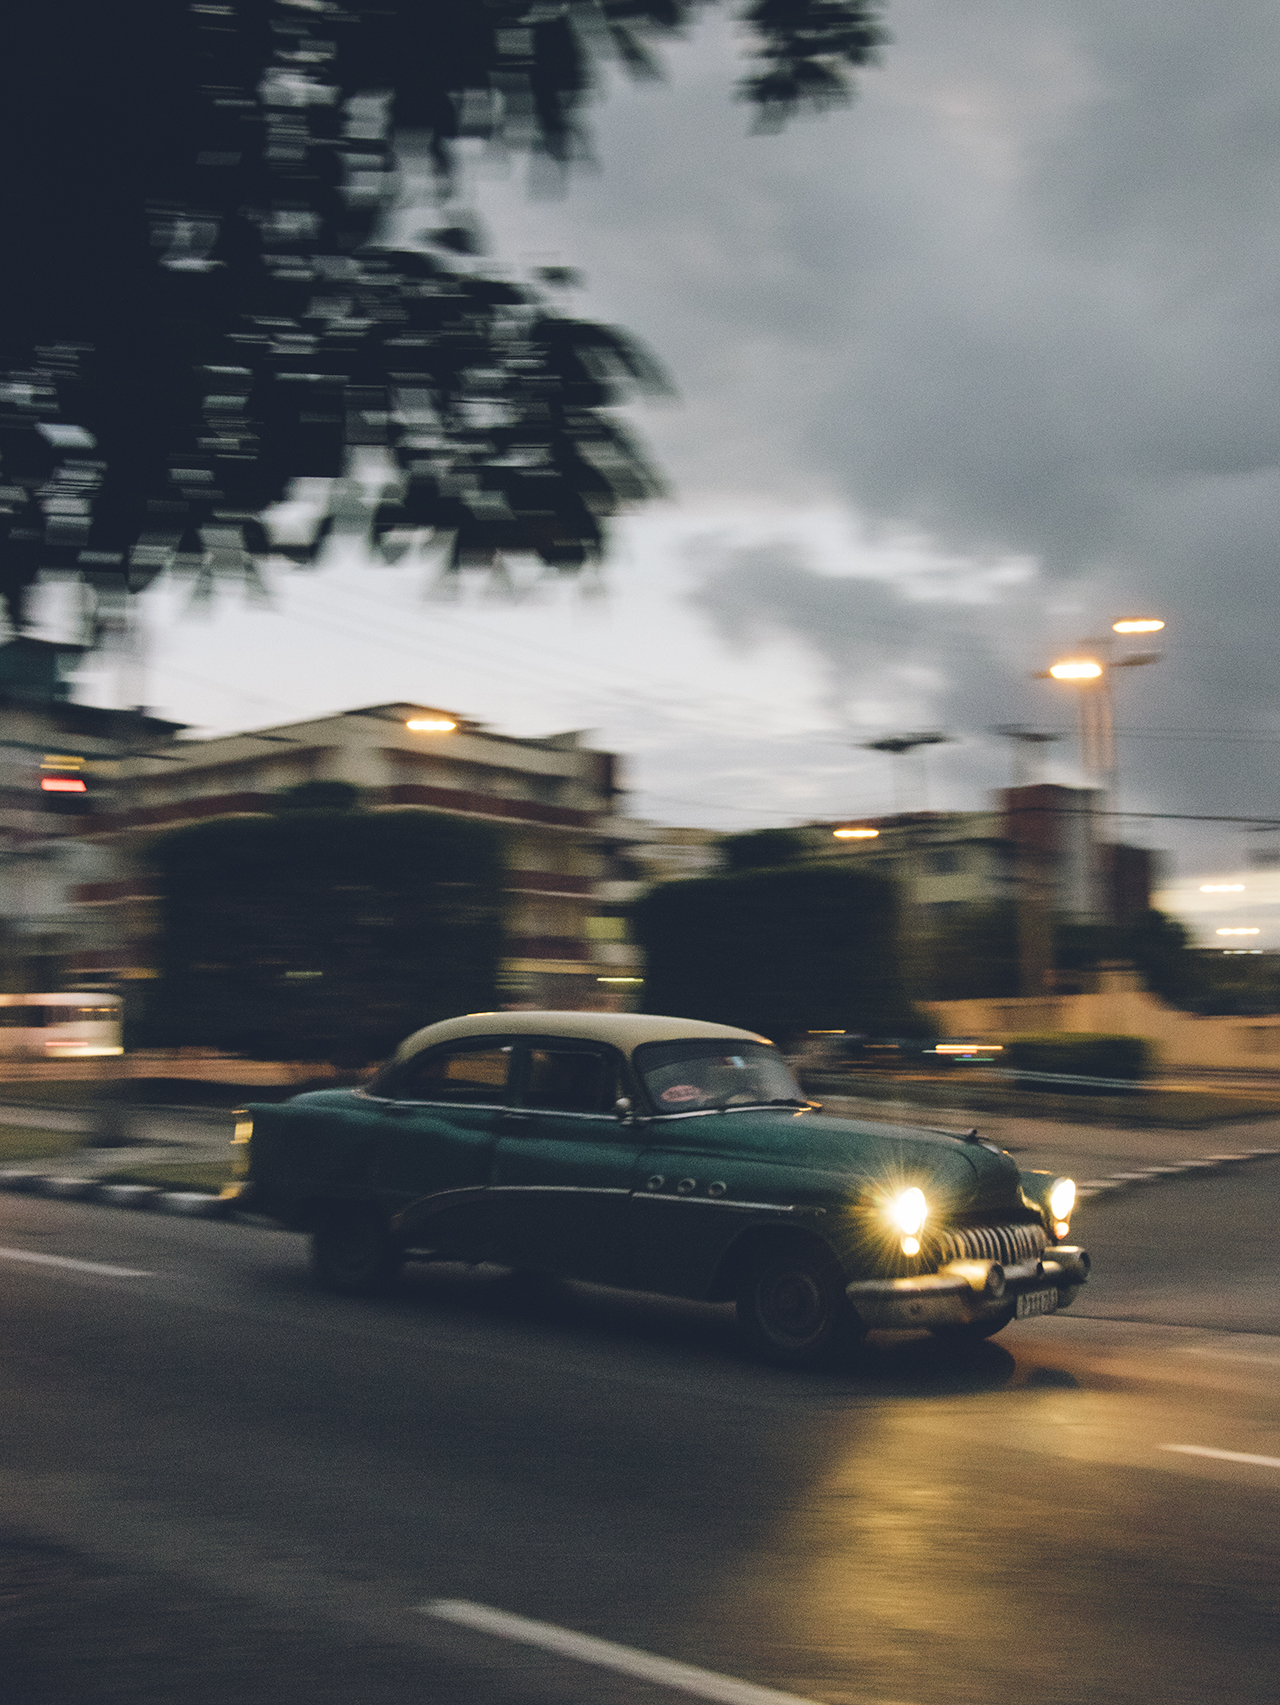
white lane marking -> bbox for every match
[1182,1347,1280,1366]
[0,1246,154,1279]
[422,1600,830,1705]
[1163,1445,1280,1470]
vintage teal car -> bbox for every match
[230,1011,1088,1367]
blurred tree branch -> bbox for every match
[0,2,886,635]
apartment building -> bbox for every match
[67,702,623,1009]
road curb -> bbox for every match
[0,1169,233,1218]
[1075,1147,1280,1201]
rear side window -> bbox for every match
[393,1044,512,1104]
[522,1047,618,1115]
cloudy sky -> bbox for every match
[55,1,1280,910]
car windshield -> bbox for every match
[634,1040,804,1113]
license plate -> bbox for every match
[1016,1288,1059,1319]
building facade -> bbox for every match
[807,783,1152,928]
[77,702,626,1010]
[0,638,180,994]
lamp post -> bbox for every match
[856,732,954,1001]
[993,727,1062,997]
[859,731,953,815]
[1038,617,1164,926]
[1041,619,1164,799]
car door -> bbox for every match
[630,1115,801,1301]
[490,1040,642,1286]
[363,1038,514,1259]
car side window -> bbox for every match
[522,1048,617,1115]
[393,1044,512,1105]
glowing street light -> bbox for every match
[405,716,458,733]
[1040,619,1165,793]
[833,826,879,839]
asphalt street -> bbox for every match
[1,1164,1277,1705]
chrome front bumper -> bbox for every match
[846,1246,1090,1332]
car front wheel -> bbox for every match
[311,1205,403,1297]
[736,1244,862,1369]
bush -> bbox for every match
[923,902,1021,1001]
[1004,1032,1151,1086]
[633,863,924,1044]
[718,828,808,872]
[142,807,506,1063]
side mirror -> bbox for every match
[614,1096,633,1121]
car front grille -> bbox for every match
[938,1220,1047,1266]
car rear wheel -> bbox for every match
[736,1244,862,1369]
[311,1205,403,1297]
[930,1302,1016,1342]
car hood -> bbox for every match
[649,1108,1022,1215]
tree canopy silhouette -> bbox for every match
[0,2,886,638]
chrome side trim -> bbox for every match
[632,1194,802,1215]
[646,1104,810,1121]
[489,1185,631,1197]
[358,1093,509,1112]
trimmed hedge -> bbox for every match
[141,807,506,1063]
[1004,1032,1151,1084]
[633,863,922,1044]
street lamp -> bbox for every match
[859,731,954,814]
[1039,619,1165,795]
[1036,617,1165,931]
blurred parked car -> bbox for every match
[230,1011,1085,1368]
[816,1033,1003,1071]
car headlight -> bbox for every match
[1048,1178,1075,1222]
[889,1186,928,1237]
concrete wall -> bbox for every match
[925,966,1280,1070]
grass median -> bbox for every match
[0,1128,89,1164]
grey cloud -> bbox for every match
[472,2,1280,858]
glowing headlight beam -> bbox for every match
[889,1186,928,1237]
[1048,1178,1076,1222]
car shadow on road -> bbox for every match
[371,1258,1028,1401]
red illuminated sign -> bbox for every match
[41,777,88,793]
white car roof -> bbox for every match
[393,1010,770,1062]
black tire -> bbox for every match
[736,1243,862,1369]
[930,1303,1016,1343]
[311,1204,403,1297]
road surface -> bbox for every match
[1,1163,1277,1704]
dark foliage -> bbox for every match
[145,806,505,1062]
[0,2,885,635]
[718,827,808,870]
[925,904,1221,1009]
[633,862,918,1042]
[922,902,1021,1002]
[1005,1032,1151,1085]
[271,779,363,813]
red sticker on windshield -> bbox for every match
[660,1083,702,1104]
